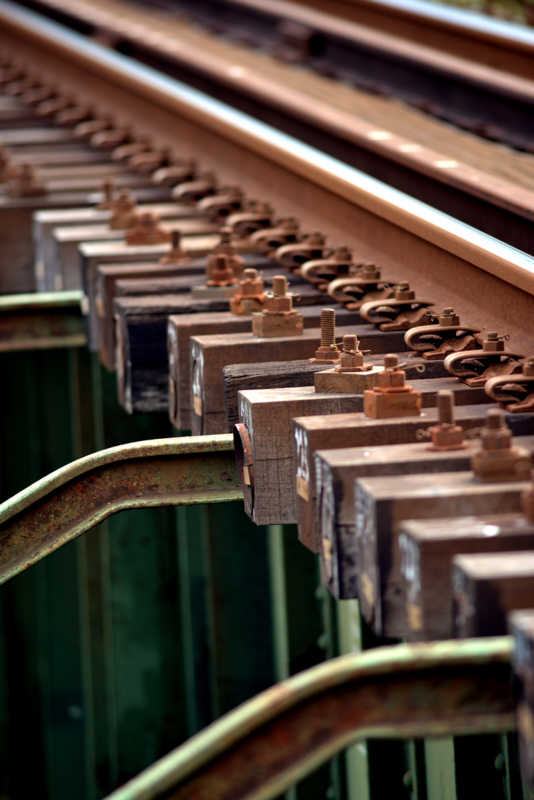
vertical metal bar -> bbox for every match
[96,365,189,789]
[267,525,291,683]
[424,739,457,800]
[337,600,370,800]
[71,348,112,800]
[204,503,275,719]
[267,524,297,800]
[175,504,213,735]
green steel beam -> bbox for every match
[0,434,242,585]
[0,291,86,351]
[103,637,515,800]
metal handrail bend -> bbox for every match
[0,434,241,584]
[104,637,514,800]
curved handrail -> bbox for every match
[0,434,241,585]
[104,637,514,800]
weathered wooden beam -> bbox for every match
[400,513,534,642]
[357,471,532,638]
[55,217,218,291]
[317,441,532,601]
[168,306,363,429]
[95,260,206,368]
[238,378,488,527]
[293,408,534,553]
[192,326,409,435]
[115,293,344,414]
[453,551,534,638]
[34,201,194,290]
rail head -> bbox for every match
[0,434,241,585]
[1,1,534,301]
[103,636,514,800]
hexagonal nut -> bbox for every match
[266,295,292,314]
[430,424,464,449]
[481,429,512,451]
[483,340,504,352]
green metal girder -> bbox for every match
[0,434,242,585]
[103,637,515,800]
[0,291,86,351]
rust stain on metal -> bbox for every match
[103,638,514,800]
[0,434,242,585]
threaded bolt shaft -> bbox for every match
[384,353,398,370]
[398,281,410,291]
[486,408,505,430]
[219,227,232,244]
[171,230,181,249]
[486,331,498,341]
[272,275,288,296]
[343,334,357,354]
[320,308,336,348]
[244,268,258,280]
[437,390,454,425]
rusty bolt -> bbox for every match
[343,334,357,355]
[483,331,505,353]
[264,275,293,314]
[437,390,454,426]
[312,308,341,362]
[108,188,137,228]
[360,263,381,280]
[428,391,466,450]
[481,409,511,451]
[272,276,288,296]
[239,269,265,295]
[438,308,460,326]
[97,179,115,210]
[376,354,408,391]
[125,212,170,245]
[472,408,532,482]
[207,254,237,286]
[394,281,415,301]
[9,162,46,197]
[159,230,186,264]
[523,357,534,377]
[335,334,371,372]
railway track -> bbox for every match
[0,2,533,800]
[11,0,534,256]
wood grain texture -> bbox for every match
[453,550,534,638]
[95,261,206,367]
[355,471,531,638]
[399,512,534,642]
[190,325,409,436]
[294,407,534,554]
[237,377,488,528]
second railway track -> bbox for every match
[11,0,534,256]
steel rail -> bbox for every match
[18,0,534,152]
[11,0,534,258]
[103,637,514,800]
[2,1,534,303]
[289,0,534,74]
[0,434,241,585]
[0,290,86,350]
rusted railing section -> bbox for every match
[104,637,514,800]
[0,290,86,351]
[0,434,241,584]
